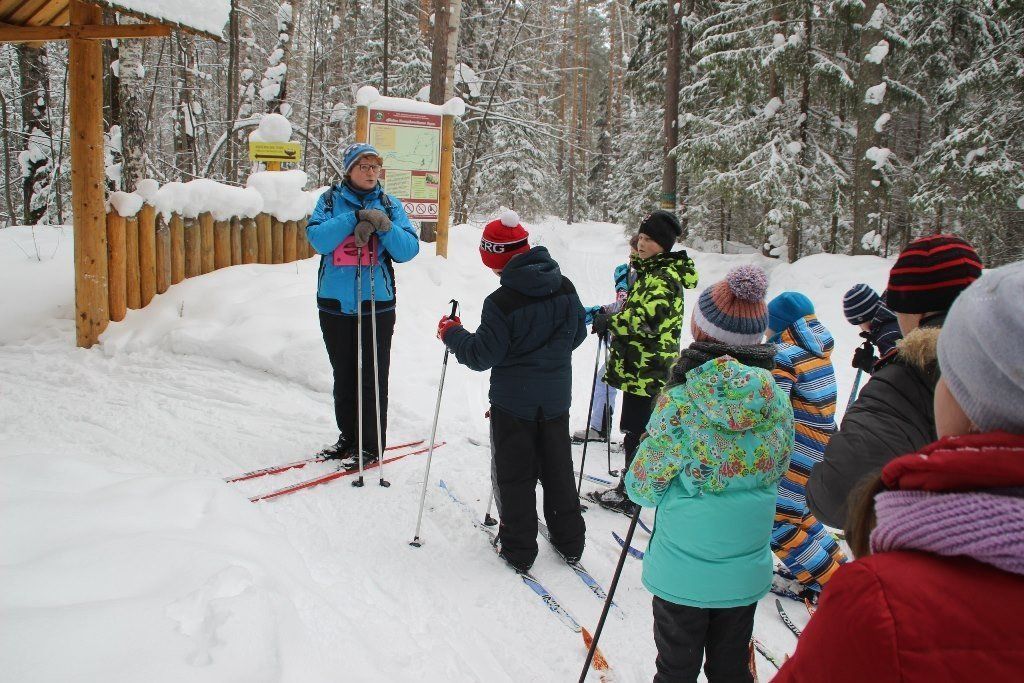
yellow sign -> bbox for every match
[248,141,303,163]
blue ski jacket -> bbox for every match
[306,181,420,315]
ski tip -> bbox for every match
[581,627,610,671]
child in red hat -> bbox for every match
[436,211,588,571]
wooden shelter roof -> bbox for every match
[0,0,227,40]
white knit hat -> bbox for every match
[938,261,1024,433]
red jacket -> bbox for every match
[773,433,1024,682]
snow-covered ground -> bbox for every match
[0,220,892,682]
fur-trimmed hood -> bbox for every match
[896,326,940,371]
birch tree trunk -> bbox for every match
[851,0,886,254]
[17,43,52,224]
[117,17,148,192]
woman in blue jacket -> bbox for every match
[306,143,420,468]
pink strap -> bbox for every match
[333,234,379,266]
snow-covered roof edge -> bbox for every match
[356,86,466,118]
[94,0,230,40]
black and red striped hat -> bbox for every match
[886,234,982,313]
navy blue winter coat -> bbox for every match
[443,247,588,420]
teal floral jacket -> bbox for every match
[626,356,793,608]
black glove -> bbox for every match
[358,209,392,234]
[591,313,610,337]
[353,220,376,247]
[852,339,876,373]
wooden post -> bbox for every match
[242,217,258,264]
[436,114,455,258]
[283,220,297,262]
[230,217,242,265]
[199,212,215,274]
[156,213,171,294]
[265,161,282,172]
[125,215,141,309]
[184,217,200,278]
[69,0,109,346]
[138,204,157,306]
[106,212,127,322]
[297,218,309,258]
[271,217,284,264]
[170,214,185,284]
[355,106,369,143]
[256,213,272,263]
[214,219,231,269]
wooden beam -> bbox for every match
[5,0,50,24]
[69,0,108,347]
[25,0,69,27]
[0,23,170,43]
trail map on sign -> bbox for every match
[368,109,443,220]
[371,126,440,172]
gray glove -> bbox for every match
[353,220,376,247]
[358,209,392,234]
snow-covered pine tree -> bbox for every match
[605,0,666,229]
[905,0,1023,265]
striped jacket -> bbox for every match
[771,316,837,484]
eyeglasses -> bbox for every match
[357,163,382,173]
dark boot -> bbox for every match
[339,448,380,471]
[319,434,355,460]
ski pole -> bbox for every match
[410,299,460,547]
[353,246,366,488]
[367,237,390,488]
[847,368,863,411]
[604,340,617,478]
[484,421,498,526]
[576,335,604,498]
[484,490,497,526]
[579,504,641,683]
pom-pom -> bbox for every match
[500,209,520,228]
[727,265,768,302]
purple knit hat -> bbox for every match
[691,265,770,345]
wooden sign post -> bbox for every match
[353,87,462,258]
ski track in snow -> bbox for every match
[0,221,884,681]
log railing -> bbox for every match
[105,209,312,322]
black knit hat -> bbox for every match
[886,234,982,313]
[639,210,682,253]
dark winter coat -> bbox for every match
[774,432,1024,683]
[806,321,942,529]
[443,247,587,420]
[605,250,699,398]
[866,305,902,369]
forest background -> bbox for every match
[3,0,1021,264]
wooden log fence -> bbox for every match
[105,208,316,318]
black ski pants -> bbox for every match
[620,391,654,477]
[319,309,395,453]
[652,596,756,683]
[490,406,586,569]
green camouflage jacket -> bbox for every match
[604,250,698,397]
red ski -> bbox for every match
[249,441,446,502]
[225,439,425,483]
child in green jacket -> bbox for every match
[587,211,698,513]
[626,266,793,682]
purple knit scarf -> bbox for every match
[870,490,1024,576]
